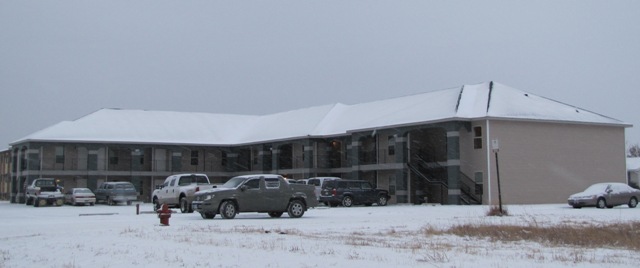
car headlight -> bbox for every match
[204,194,214,201]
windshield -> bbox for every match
[220,176,249,189]
[116,183,135,190]
[75,188,92,194]
[583,184,609,193]
[178,175,208,186]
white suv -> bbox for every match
[306,177,341,202]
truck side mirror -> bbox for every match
[240,185,247,192]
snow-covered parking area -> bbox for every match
[1,201,639,267]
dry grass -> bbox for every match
[427,221,640,251]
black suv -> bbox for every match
[319,180,389,207]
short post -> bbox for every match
[492,139,503,215]
[136,203,140,215]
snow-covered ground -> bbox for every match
[1,201,639,268]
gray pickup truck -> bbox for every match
[192,174,318,219]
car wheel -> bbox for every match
[25,197,31,206]
[201,212,216,219]
[180,197,191,213]
[90,202,95,206]
[377,195,388,206]
[268,212,283,218]
[34,198,40,207]
[127,201,132,206]
[56,199,64,206]
[107,197,114,206]
[220,201,237,219]
[37,198,47,207]
[629,197,638,208]
[596,198,606,209]
[342,196,353,207]
[287,200,306,218]
[572,205,582,209]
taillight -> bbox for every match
[332,188,337,196]
[195,186,200,192]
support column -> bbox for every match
[271,148,280,172]
[446,130,461,204]
[394,135,408,203]
[303,143,314,178]
[348,138,360,180]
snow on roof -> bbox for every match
[11,82,630,146]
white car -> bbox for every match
[64,188,96,206]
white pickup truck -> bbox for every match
[151,174,217,213]
[25,178,64,207]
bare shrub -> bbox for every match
[416,250,449,263]
[486,205,509,216]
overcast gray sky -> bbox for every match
[1,1,639,150]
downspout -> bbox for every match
[407,132,411,204]
[105,146,109,182]
[40,146,43,177]
[486,119,492,205]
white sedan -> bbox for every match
[568,182,640,209]
[64,188,96,206]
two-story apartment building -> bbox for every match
[7,82,630,205]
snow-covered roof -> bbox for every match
[628,158,640,172]
[11,82,630,146]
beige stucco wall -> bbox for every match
[467,120,627,204]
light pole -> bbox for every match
[492,139,503,214]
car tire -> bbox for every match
[287,200,305,218]
[127,201,132,206]
[329,202,339,207]
[596,198,606,209]
[201,212,216,219]
[220,201,237,219]
[37,198,47,207]
[268,212,283,218]
[90,202,95,206]
[56,199,64,206]
[107,197,114,206]
[25,197,32,206]
[377,195,388,206]
[180,197,192,213]
[34,198,39,207]
[572,205,581,209]
[629,197,638,208]
[342,196,353,207]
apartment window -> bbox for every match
[388,136,395,155]
[474,172,484,195]
[190,150,199,166]
[473,126,483,149]
[55,146,64,164]
[109,149,118,165]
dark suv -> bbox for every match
[319,180,389,207]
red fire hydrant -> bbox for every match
[157,203,171,226]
